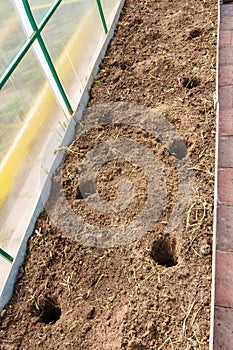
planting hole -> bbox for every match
[169,139,187,160]
[40,299,61,325]
[183,76,199,89]
[76,187,83,199]
[188,28,201,39]
[150,238,177,267]
[76,179,96,199]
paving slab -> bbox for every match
[218,168,233,203]
[219,30,233,47]
[214,1,233,349]
[219,136,233,167]
[217,205,233,250]
[219,65,233,86]
[214,306,233,350]
[215,251,233,307]
[219,85,233,109]
[219,109,233,135]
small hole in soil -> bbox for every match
[132,18,143,26]
[189,28,201,39]
[86,307,96,320]
[183,76,199,89]
[120,61,128,70]
[169,139,187,160]
[76,187,83,199]
[76,179,96,199]
[150,238,177,267]
[40,299,61,325]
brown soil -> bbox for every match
[0,0,217,349]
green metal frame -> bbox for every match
[1,0,61,88]
[96,0,108,34]
[0,248,14,263]
[0,0,109,114]
[0,0,73,114]
[22,0,73,114]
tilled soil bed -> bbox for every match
[0,0,217,349]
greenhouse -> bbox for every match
[0,0,232,349]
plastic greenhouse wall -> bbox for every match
[0,0,121,204]
[0,0,124,309]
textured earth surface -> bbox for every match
[0,0,217,349]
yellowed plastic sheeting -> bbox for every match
[0,5,98,208]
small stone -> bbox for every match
[192,340,198,348]
[200,244,211,256]
[0,309,6,317]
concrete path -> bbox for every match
[214,1,233,349]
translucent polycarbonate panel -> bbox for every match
[0,1,27,76]
[29,0,88,26]
[0,82,67,294]
[101,0,121,20]
[0,49,47,162]
[41,0,88,61]
[41,0,105,109]
[28,0,57,24]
